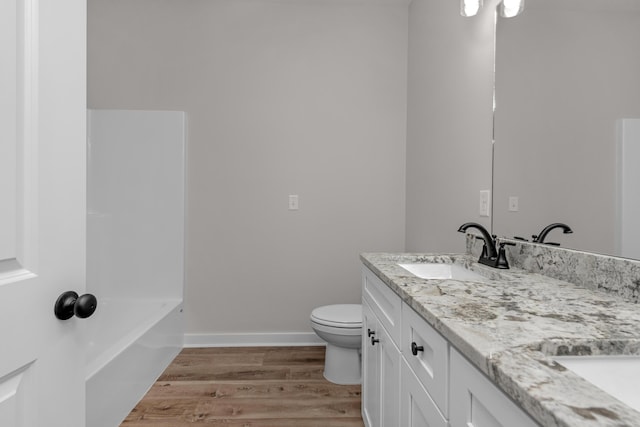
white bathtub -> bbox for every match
[86,298,183,427]
[86,110,186,427]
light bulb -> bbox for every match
[461,0,482,17]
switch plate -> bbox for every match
[508,196,519,212]
[288,195,299,210]
[479,190,491,217]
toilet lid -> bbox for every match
[311,304,362,328]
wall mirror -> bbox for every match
[492,0,640,259]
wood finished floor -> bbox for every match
[121,346,365,426]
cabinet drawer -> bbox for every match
[400,359,447,427]
[362,266,402,344]
[450,348,540,427]
[401,303,449,418]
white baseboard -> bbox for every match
[184,332,325,348]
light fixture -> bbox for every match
[500,0,524,18]
[461,0,482,17]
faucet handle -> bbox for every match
[495,241,514,269]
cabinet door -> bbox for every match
[362,300,401,427]
[400,359,447,427]
[402,303,449,417]
[362,301,380,427]
[379,325,401,427]
[450,349,540,427]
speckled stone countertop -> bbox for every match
[361,252,640,427]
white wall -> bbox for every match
[87,110,185,301]
[405,0,496,252]
[88,0,408,339]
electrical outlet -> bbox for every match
[479,190,491,217]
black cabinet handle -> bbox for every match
[54,291,98,320]
[371,337,380,345]
[367,328,375,337]
[411,342,424,356]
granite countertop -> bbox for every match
[360,252,640,427]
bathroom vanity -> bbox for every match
[361,246,640,427]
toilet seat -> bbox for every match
[310,304,362,329]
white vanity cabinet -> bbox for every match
[362,265,540,427]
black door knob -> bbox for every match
[54,291,98,320]
[371,337,380,346]
[367,329,376,337]
[411,342,424,356]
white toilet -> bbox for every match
[310,304,362,385]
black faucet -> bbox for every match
[532,223,573,244]
[457,222,512,269]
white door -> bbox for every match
[0,0,87,426]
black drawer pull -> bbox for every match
[411,342,424,356]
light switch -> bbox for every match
[288,195,299,210]
[479,190,490,217]
[508,196,519,212]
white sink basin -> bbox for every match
[398,263,485,281]
[554,356,640,411]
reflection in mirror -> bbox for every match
[493,0,640,259]
[499,0,525,18]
